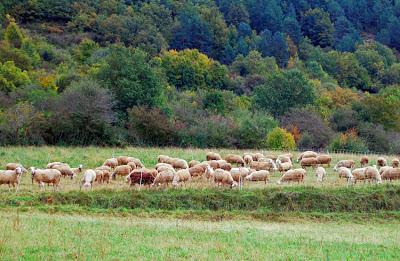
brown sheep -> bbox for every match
[211,169,238,188]
[381,168,400,181]
[230,167,251,183]
[217,160,232,171]
[360,156,369,167]
[300,157,318,169]
[171,159,189,170]
[333,160,355,171]
[0,167,23,192]
[153,169,175,187]
[250,160,277,171]
[6,163,27,173]
[188,160,200,168]
[127,157,144,168]
[364,166,382,184]
[117,156,130,165]
[276,159,292,172]
[316,154,332,167]
[31,167,62,191]
[277,169,306,184]
[50,165,75,179]
[172,169,191,187]
[351,168,367,183]
[243,155,253,166]
[224,154,245,166]
[94,168,111,183]
[392,158,399,168]
[46,162,69,169]
[103,158,118,168]
[206,152,222,161]
[157,155,170,164]
[245,170,269,184]
[377,157,387,168]
[127,162,137,170]
[112,165,132,180]
[297,151,318,162]
[278,153,292,162]
[189,165,206,178]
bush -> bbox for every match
[329,108,360,132]
[358,123,390,153]
[265,127,296,151]
[328,130,368,153]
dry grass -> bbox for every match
[0,146,399,192]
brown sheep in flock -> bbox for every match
[360,156,369,167]
[392,158,399,168]
[224,154,245,166]
[206,152,222,161]
[377,157,387,168]
[316,154,332,167]
[300,157,318,169]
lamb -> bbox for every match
[364,166,382,184]
[244,170,269,184]
[206,152,222,161]
[0,167,23,192]
[112,165,132,180]
[81,169,97,189]
[377,157,387,168]
[31,167,62,191]
[392,158,399,168]
[172,169,191,187]
[188,160,200,168]
[381,167,400,181]
[243,155,253,166]
[351,168,367,183]
[315,166,326,182]
[211,168,238,188]
[360,156,369,167]
[153,168,175,187]
[300,157,318,169]
[337,167,354,185]
[171,158,189,170]
[277,169,306,184]
[276,159,292,172]
[230,167,251,184]
[224,154,245,166]
[297,151,318,162]
[127,168,157,187]
[316,154,332,167]
[333,160,355,171]
[250,160,277,171]
[103,158,118,168]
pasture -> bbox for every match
[0,146,398,192]
[0,146,400,260]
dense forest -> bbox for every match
[0,0,400,153]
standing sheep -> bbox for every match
[230,167,251,185]
[31,167,62,191]
[188,160,200,168]
[211,169,238,188]
[244,170,269,184]
[364,166,382,184]
[351,168,367,184]
[381,168,400,181]
[337,167,354,185]
[377,157,387,168]
[391,158,399,168]
[316,154,332,167]
[206,152,222,161]
[224,154,245,166]
[0,167,23,192]
[333,160,355,171]
[171,159,189,170]
[81,170,97,189]
[277,169,306,184]
[300,157,318,169]
[243,155,253,166]
[153,169,175,187]
[315,166,326,182]
[112,165,132,180]
[297,151,317,162]
[276,159,292,172]
[103,158,118,168]
[360,156,369,167]
[172,169,191,187]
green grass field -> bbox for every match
[0,146,399,260]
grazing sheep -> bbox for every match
[31,167,62,191]
[364,166,382,184]
[392,158,399,168]
[300,157,318,169]
[157,165,175,173]
[316,154,332,167]
[189,164,207,178]
[315,166,326,182]
[117,156,130,165]
[155,163,173,169]
[6,163,27,173]
[381,168,400,181]
[379,166,392,175]
[172,169,191,187]
[351,168,367,183]
[337,167,354,185]
[81,170,97,189]
[94,170,104,183]
[157,155,170,164]
[103,158,118,168]
[127,157,144,168]
[224,154,245,166]
[153,169,175,187]
[94,168,111,184]
[126,162,136,170]
[127,168,157,187]
[263,154,277,161]
[50,165,75,179]
[377,157,387,168]
[71,164,84,175]
[211,169,238,188]
[360,156,369,167]
[297,151,318,162]
[188,160,200,168]
[46,162,70,169]
[217,160,232,171]
[244,170,269,184]
[172,158,189,170]
[112,165,132,180]
[333,160,355,171]
[277,169,306,184]
[278,154,292,163]
[276,159,292,172]
[250,160,277,172]
[206,152,222,161]
[243,155,253,166]
[0,167,23,192]
[230,167,251,184]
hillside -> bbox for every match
[0,1,400,153]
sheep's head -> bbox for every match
[231,181,238,188]
[79,164,83,171]
[15,167,22,175]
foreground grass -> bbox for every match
[0,211,399,260]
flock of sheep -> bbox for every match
[0,151,399,192]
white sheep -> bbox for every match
[315,166,326,182]
[81,169,97,189]
[0,167,23,192]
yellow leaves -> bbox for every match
[38,74,58,91]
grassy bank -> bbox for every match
[0,211,399,260]
[2,185,399,213]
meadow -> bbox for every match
[0,146,399,260]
